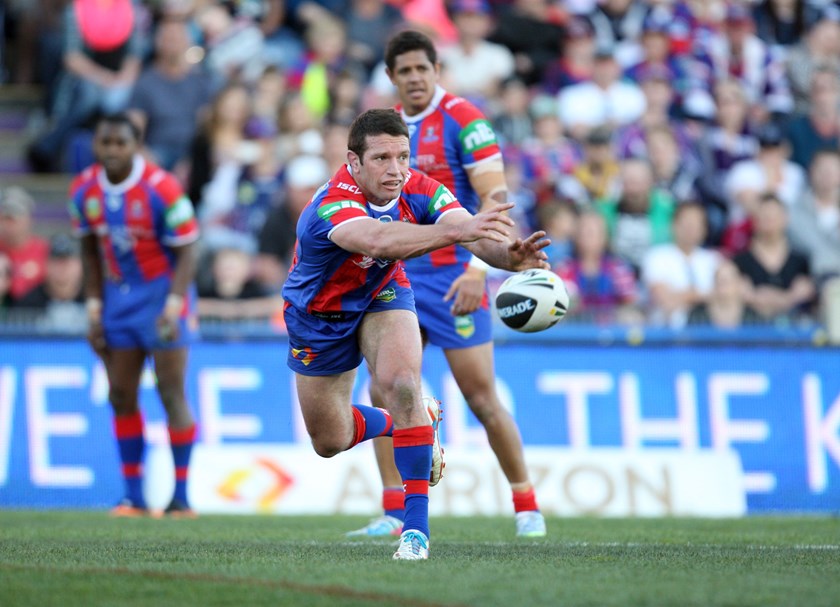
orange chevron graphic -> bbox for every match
[291,347,317,366]
[216,458,295,511]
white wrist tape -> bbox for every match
[469,255,490,271]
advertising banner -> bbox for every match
[0,338,837,513]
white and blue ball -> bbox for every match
[495,268,570,332]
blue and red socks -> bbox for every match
[349,405,393,447]
[392,426,432,538]
[383,487,406,521]
[168,424,196,504]
[113,412,146,507]
[513,487,539,513]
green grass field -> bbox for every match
[1,512,838,607]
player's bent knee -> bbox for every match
[108,387,138,414]
[311,440,343,459]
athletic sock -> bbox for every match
[113,412,146,507]
[349,405,393,448]
[392,426,432,538]
[512,487,539,513]
[168,424,196,505]
[382,487,405,521]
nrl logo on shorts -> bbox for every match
[454,314,475,339]
[375,287,396,302]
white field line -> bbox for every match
[334,540,840,551]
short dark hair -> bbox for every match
[348,109,409,160]
[96,112,142,142]
[385,29,437,72]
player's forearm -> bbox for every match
[463,238,516,271]
[362,220,463,260]
[80,236,104,300]
[468,160,508,212]
[168,242,197,298]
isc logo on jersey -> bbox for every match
[460,120,497,154]
[429,185,456,214]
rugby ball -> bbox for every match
[495,268,569,332]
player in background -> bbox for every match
[347,30,547,538]
[69,113,200,517]
[283,109,548,559]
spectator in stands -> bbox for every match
[491,77,534,149]
[228,0,305,71]
[15,233,86,330]
[538,197,578,268]
[504,158,540,236]
[518,96,581,201]
[586,0,650,69]
[487,0,565,86]
[128,17,215,171]
[694,78,758,244]
[786,8,840,114]
[0,252,13,315]
[616,64,695,164]
[702,3,794,122]
[556,207,642,324]
[344,0,404,78]
[28,0,144,172]
[752,0,821,49]
[788,149,840,282]
[541,16,596,95]
[625,6,696,110]
[687,258,761,328]
[723,121,806,254]
[785,65,840,169]
[440,0,515,100]
[558,125,621,205]
[289,14,364,122]
[598,157,675,273]
[557,46,646,141]
[254,154,331,291]
[197,136,279,256]
[321,120,350,172]
[195,2,265,86]
[274,91,324,165]
[0,186,48,301]
[197,246,283,321]
[327,68,364,126]
[647,125,701,204]
[642,201,720,328]
[734,193,816,322]
[187,83,255,209]
[248,66,288,138]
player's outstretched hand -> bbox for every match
[507,230,551,271]
[457,202,515,244]
[443,265,486,316]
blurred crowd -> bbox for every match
[2,0,840,333]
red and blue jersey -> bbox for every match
[68,156,200,284]
[398,86,502,272]
[282,164,466,315]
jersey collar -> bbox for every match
[400,86,446,124]
[98,154,146,194]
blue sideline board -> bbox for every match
[0,337,838,513]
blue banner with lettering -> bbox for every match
[0,338,838,512]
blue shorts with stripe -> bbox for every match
[285,279,416,376]
[410,264,493,350]
[102,276,196,351]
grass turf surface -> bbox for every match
[0,512,838,607]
